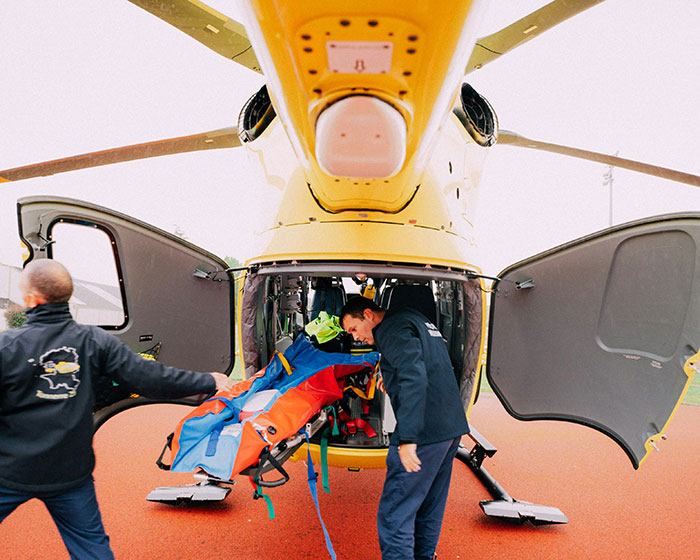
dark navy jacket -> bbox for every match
[0,303,216,493]
[373,307,469,446]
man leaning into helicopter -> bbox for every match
[340,295,469,560]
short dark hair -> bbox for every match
[22,260,74,303]
[339,296,383,324]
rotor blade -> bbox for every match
[0,127,240,183]
[497,130,700,188]
[466,0,606,74]
[128,0,262,74]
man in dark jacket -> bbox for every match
[0,260,234,559]
[341,295,469,560]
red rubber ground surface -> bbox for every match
[2,394,698,559]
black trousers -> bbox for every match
[377,437,460,560]
[0,477,114,559]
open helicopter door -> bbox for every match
[17,196,235,429]
[487,213,700,471]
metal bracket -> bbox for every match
[516,278,535,290]
[465,426,497,469]
[193,267,212,279]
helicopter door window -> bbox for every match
[47,221,126,328]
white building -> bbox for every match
[0,263,124,330]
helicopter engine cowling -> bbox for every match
[454,83,498,147]
[238,84,277,144]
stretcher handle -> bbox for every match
[253,447,291,487]
[155,432,174,471]
[256,473,290,488]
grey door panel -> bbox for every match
[18,196,234,375]
[488,214,700,468]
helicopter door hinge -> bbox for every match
[193,267,243,283]
[24,232,55,254]
[192,267,212,279]
[515,278,535,290]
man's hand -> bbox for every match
[398,443,421,472]
[376,375,386,393]
[210,372,234,392]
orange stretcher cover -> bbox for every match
[170,336,379,480]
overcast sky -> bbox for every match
[1,1,699,279]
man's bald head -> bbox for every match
[20,260,74,306]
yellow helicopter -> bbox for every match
[1,0,699,525]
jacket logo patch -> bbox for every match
[425,322,444,338]
[31,346,81,400]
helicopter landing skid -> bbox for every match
[145,473,234,505]
[457,427,568,525]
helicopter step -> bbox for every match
[457,427,568,525]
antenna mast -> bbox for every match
[602,151,619,227]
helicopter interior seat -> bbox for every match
[381,283,437,325]
[309,277,346,320]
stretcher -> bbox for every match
[148,335,379,495]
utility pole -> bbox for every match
[602,151,619,227]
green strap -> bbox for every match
[319,406,338,493]
[323,405,340,437]
[320,428,330,494]
[256,484,276,519]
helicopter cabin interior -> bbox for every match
[239,263,484,451]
